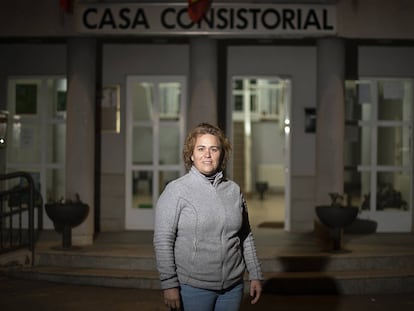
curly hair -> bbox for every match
[183,123,232,171]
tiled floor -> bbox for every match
[246,193,285,228]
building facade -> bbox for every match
[1,0,413,245]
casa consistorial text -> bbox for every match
[75,2,336,36]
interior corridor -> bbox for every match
[246,193,285,229]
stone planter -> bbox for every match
[45,202,89,249]
[316,205,358,252]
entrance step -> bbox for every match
[2,246,414,295]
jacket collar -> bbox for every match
[190,166,223,187]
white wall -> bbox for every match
[359,47,414,76]
[337,0,414,39]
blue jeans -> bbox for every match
[180,282,244,311]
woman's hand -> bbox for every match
[250,279,262,304]
[163,287,181,310]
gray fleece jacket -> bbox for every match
[153,166,263,291]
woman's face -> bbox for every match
[191,134,221,176]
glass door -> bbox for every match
[231,76,291,230]
[125,76,186,230]
[345,78,412,232]
[7,77,67,229]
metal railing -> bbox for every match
[0,172,43,265]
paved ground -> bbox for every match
[2,230,414,310]
[1,276,414,311]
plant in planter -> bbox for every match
[315,192,359,252]
[45,194,89,250]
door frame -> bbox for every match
[125,75,186,230]
[353,78,413,232]
[227,75,292,231]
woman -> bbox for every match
[154,123,263,311]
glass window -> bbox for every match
[345,80,374,122]
[15,84,37,115]
[159,125,180,165]
[357,171,372,210]
[132,127,153,164]
[159,82,181,119]
[46,169,65,202]
[377,126,410,166]
[344,78,412,223]
[377,171,409,211]
[52,78,67,117]
[7,77,66,224]
[344,168,362,207]
[232,78,283,120]
[133,83,153,122]
[378,80,408,121]
[46,124,66,163]
[132,170,153,208]
[126,76,185,229]
[344,124,371,166]
[234,95,243,111]
[10,123,41,163]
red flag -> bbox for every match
[60,0,72,13]
[188,0,212,23]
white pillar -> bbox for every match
[66,38,96,245]
[188,37,218,130]
[316,38,345,206]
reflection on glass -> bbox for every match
[46,124,66,163]
[53,78,67,118]
[133,83,154,122]
[232,78,282,118]
[376,171,410,211]
[345,125,360,166]
[344,125,371,166]
[231,76,289,194]
[345,81,372,122]
[133,127,153,164]
[46,169,65,202]
[360,126,371,166]
[15,84,37,115]
[344,169,362,208]
[132,170,153,208]
[159,82,181,119]
[234,95,243,111]
[378,80,409,121]
[159,126,180,165]
[10,123,40,163]
[377,126,410,166]
[233,79,243,91]
[359,171,372,210]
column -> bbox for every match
[66,38,97,245]
[188,37,218,130]
[315,38,345,206]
